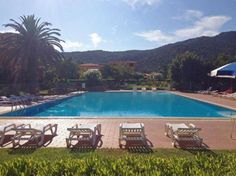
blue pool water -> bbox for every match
[1,92,236,118]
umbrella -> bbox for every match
[210,62,236,78]
[210,62,236,91]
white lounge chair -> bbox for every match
[119,123,147,148]
[0,123,25,147]
[12,123,58,148]
[197,87,212,94]
[141,87,146,91]
[165,123,202,147]
[66,123,101,148]
[151,87,157,91]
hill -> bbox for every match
[64,31,236,72]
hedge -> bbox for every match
[0,153,235,176]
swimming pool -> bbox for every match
[1,92,236,118]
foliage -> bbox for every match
[57,58,79,81]
[169,52,209,90]
[102,64,135,81]
[213,53,236,68]
[0,153,235,175]
[0,15,64,93]
[83,69,102,86]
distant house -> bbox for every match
[79,63,103,72]
[108,61,136,69]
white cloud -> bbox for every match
[123,0,162,8]
[0,29,18,33]
[195,16,231,30]
[134,30,173,43]
[135,15,231,44]
[61,40,84,52]
[175,15,231,39]
[172,10,203,21]
[89,33,103,47]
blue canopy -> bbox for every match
[210,62,236,78]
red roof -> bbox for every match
[80,63,102,67]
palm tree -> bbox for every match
[0,15,64,93]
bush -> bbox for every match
[0,153,236,175]
[83,69,102,87]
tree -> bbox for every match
[102,64,135,81]
[57,59,79,81]
[214,53,236,68]
[0,15,64,93]
[83,69,102,87]
[169,52,208,90]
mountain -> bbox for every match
[1,31,236,72]
[64,31,236,72]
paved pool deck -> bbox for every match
[0,91,236,149]
[173,91,236,110]
[0,118,235,149]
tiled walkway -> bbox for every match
[0,118,236,149]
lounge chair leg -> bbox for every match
[198,139,203,147]
[172,141,176,147]
[66,138,71,148]
[38,136,44,147]
[0,135,5,147]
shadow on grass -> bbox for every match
[121,139,153,153]
[178,142,217,156]
[68,135,103,153]
[8,147,37,155]
[8,135,57,155]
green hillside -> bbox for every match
[63,31,236,72]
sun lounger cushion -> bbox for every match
[77,124,99,132]
[166,123,188,132]
[121,123,144,129]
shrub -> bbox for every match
[0,153,236,175]
[82,69,102,87]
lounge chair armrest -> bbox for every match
[43,124,52,132]
[72,124,78,129]
[22,124,31,128]
[4,124,16,132]
[16,124,31,129]
[189,123,196,128]
[140,123,144,128]
[67,124,78,131]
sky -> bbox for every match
[0,0,236,52]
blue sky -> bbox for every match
[0,0,236,51]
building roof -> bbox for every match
[80,63,102,67]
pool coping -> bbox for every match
[0,117,233,120]
[0,90,235,119]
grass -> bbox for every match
[0,148,236,163]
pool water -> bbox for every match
[1,92,236,118]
